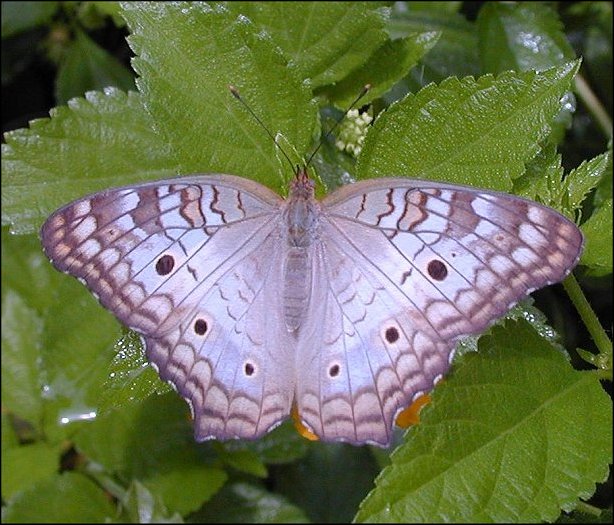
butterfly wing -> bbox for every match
[41,175,294,440]
[295,178,583,446]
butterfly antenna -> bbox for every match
[229,83,372,175]
[229,85,296,173]
[304,83,371,169]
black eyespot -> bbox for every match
[156,254,175,275]
[427,259,447,281]
[194,319,208,335]
[385,327,399,343]
[245,362,255,376]
[329,364,340,377]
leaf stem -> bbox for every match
[563,273,612,377]
[574,73,613,140]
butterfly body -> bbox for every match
[41,173,583,447]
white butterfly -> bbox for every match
[41,169,583,447]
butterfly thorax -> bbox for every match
[284,170,319,248]
[281,170,319,332]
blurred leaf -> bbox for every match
[387,2,479,92]
[190,481,309,523]
[215,444,268,478]
[1,442,59,500]
[477,2,576,73]
[356,319,612,522]
[1,290,44,427]
[75,393,227,515]
[357,61,580,190]
[2,472,117,523]
[1,228,119,444]
[122,480,183,523]
[55,28,135,104]
[221,420,310,466]
[1,1,59,39]
[273,443,380,523]
[318,31,440,108]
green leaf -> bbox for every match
[220,420,310,466]
[1,88,176,235]
[215,444,268,478]
[0,229,119,442]
[274,443,380,523]
[1,1,59,39]
[565,151,611,214]
[1,290,44,427]
[357,61,580,190]
[55,29,135,104]
[122,1,317,191]
[1,442,59,500]
[581,198,613,275]
[387,2,479,89]
[515,147,609,220]
[355,319,612,522]
[191,481,309,523]
[98,331,171,416]
[2,472,117,523]
[228,2,390,88]
[39,275,120,443]
[318,31,441,108]
[477,2,576,73]
[74,393,227,515]
[121,480,183,523]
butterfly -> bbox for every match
[40,168,583,447]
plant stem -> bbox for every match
[563,273,612,375]
[574,73,613,140]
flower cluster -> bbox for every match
[335,109,373,157]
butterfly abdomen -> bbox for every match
[282,248,312,332]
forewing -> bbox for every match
[294,178,583,446]
[41,174,294,440]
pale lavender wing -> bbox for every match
[40,175,294,441]
[295,178,583,447]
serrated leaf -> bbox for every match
[192,481,309,523]
[514,146,609,220]
[2,472,116,523]
[581,198,613,275]
[318,31,441,108]
[356,319,612,523]
[513,141,565,204]
[98,331,171,416]
[228,2,390,88]
[121,1,317,191]
[55,29,135,104]
[565,151,611,213]
[477,2,576,73]
[357,61,580,190]
[1,88,176,235]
